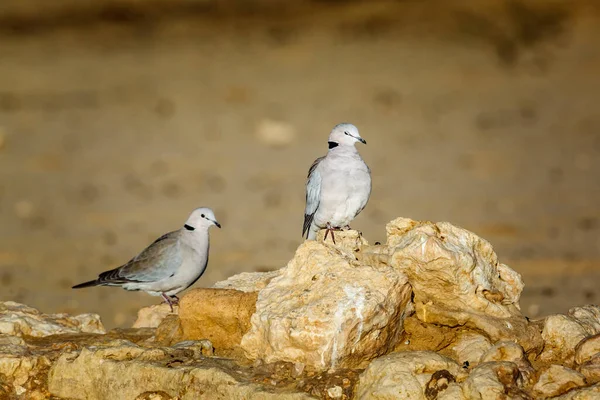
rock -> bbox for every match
[385,218,542,353]
[541,306,600,364]
[155,314,183,346]
[48,341,313,400]
[395,315,457,353]
[441,331,492,367]
[532,365,587,398]
[0,335,52,399]
[241,232,412,370]
[462,361,529,399]
[575,334,600,365]
[255,119,296,148]
[170,288,258,350]
[326,385,342,399]
[480,341,536,386]
[132,304,173,329]
[0,301,105,337]
[574,334,600,384]
[213,270,281,292]
[354,351,466,400]
[549,383,600,400]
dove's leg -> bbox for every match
[324,222,342,245]
[161,293,175,312]
[170,295,180,305]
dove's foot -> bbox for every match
[343,225,352,230]
[161,293,177,312]
[324,222,342,244]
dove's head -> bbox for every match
[327,123,366,147]
[184,207,221,231]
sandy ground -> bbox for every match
[0,1,599,327]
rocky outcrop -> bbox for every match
[241,231,412,370]
[48,340,312,400]
[1,217,600,399]
[354,351,467,399]
[0,301,105,337]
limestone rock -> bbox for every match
[48,341,313,400]
[174,288,258,350]
[132,304,173,329]
[442,331,492,367]
[354,351,466,400]
[532,365,586,398]
[480,341,536,386]
[541,306,600,364]
[213,270,281,292]
[549,383,600,400]
[0,301,105,337]
[462,361,529,399]
[0,336,52,399]
[385,218,542,353]
[575,334,600,365]
[241,232,412,370]
[574,334,600,384]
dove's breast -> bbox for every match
[314,152,371,228]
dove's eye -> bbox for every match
[344,131,350,135]
[201,214,205,218]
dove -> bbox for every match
[72,207,221,310]
[302,123,371,243]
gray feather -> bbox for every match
[97,231,183,285]
[303,156,324,238]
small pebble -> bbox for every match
[327,385,343,399]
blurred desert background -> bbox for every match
[0,0,598,328]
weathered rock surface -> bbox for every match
[480,341,536,386]
[48,341,312,400]
[0,301,105,337]
[533,365,587,398]
[385,218,542,353]
[462,361,529,399]
[575,334,600,384]
[132,304,173,329]
[541,305,600,364]
[441,331,492,367]
[354,351,467,400]
[175,288,258,350]
[213,270,281,292]
[242,231,412,370]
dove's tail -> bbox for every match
[72,279,100,289]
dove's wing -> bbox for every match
[97,231,183,285]
[303,156,324,238]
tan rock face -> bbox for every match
[48,341,313,400]
[533,365,587,398]
[442,332,492,367]
[0,301,105,337]
[175,288,258,350]
[575,334,600,384]
[213,270,281,292]
[385,218,542,353]
[132,304,174,329]
[241,232,412,370]
[354,351,467,400]
[480,341,536,387]
[549,384,600,400]
[541,306,600,364]
[462,361,528,399]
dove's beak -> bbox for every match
[358,137,367,145]
[214,221,222,229]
